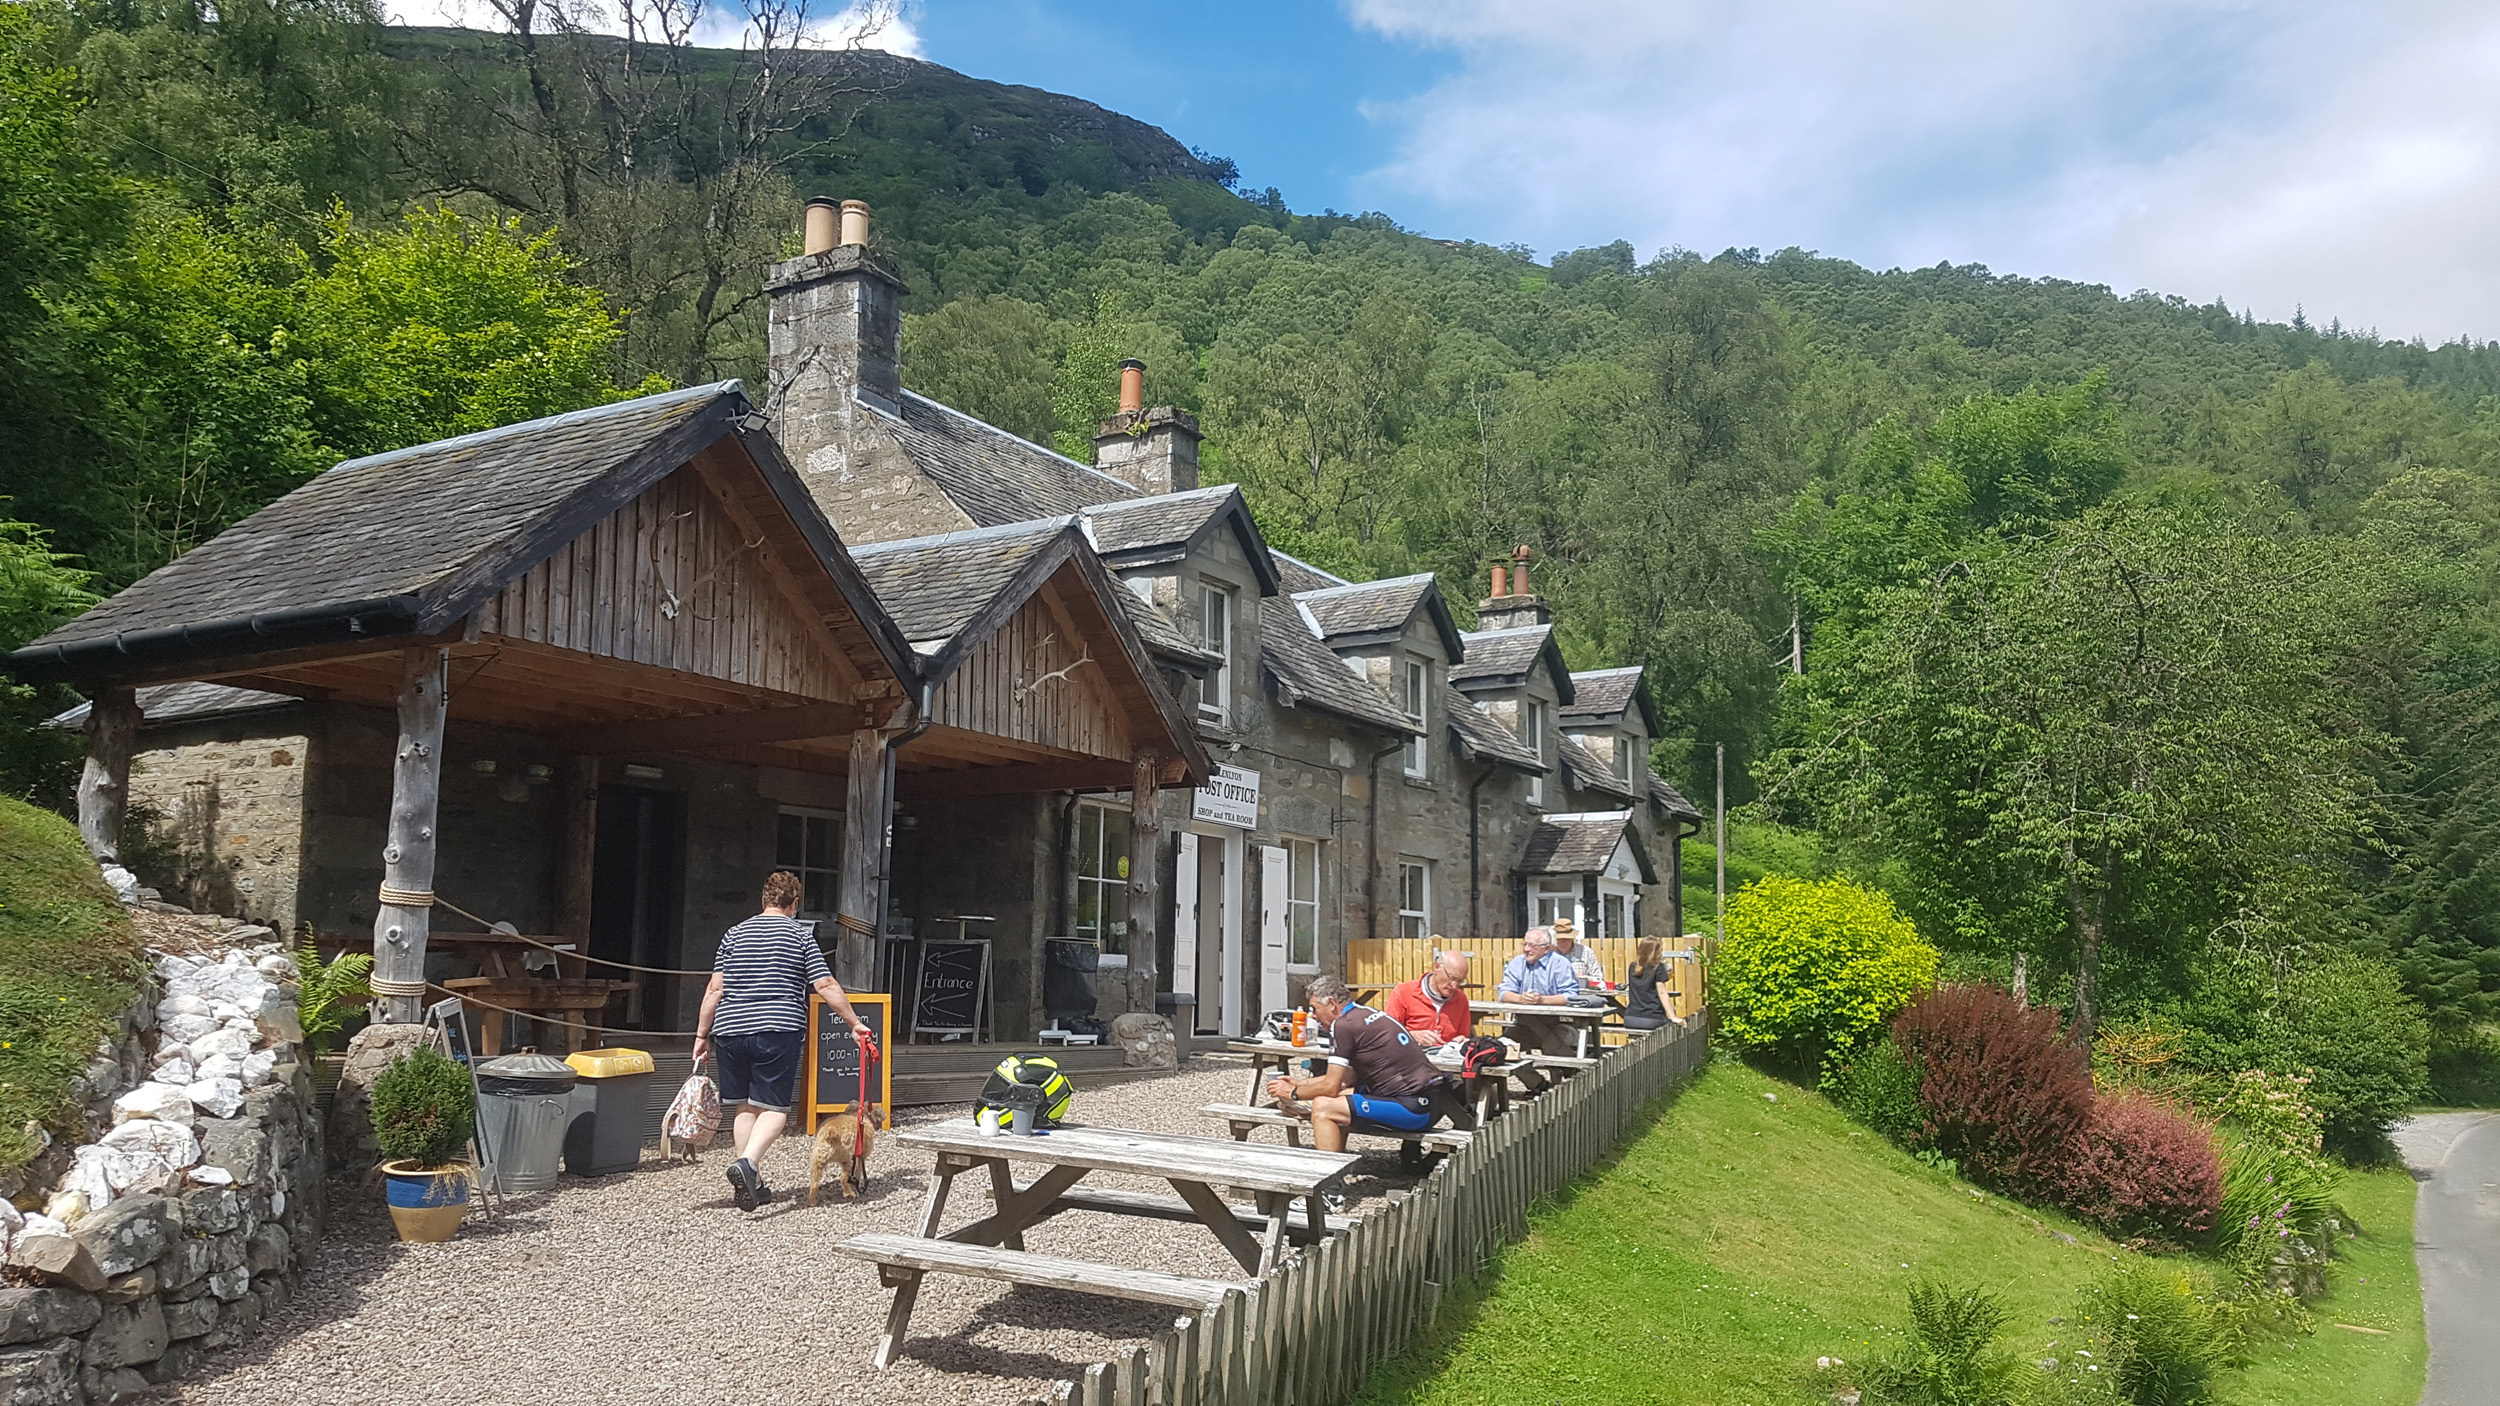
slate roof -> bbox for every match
[1561,665,1658,731]
[48,681,300,730]
[1518,810,1650,878]
[1448,625,1575,703]
[890,391,1137,526]
[1120,594,1219,668]
[1559,732,1641,801]
[1448,698,1542,771]
[10,382,918,689]
[1080,485,1279,595]
[1649,773,1703,820]
[1294,574,1467,658]
[1272,550,1352,595]
[849,518,1070,648]
[1258,600,1415,735]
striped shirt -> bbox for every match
[709,915,832,1037]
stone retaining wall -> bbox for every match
[0,930,325,1404]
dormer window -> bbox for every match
[1198,582,1232,727]
[1614,734,1635,784]
[1523,699,1547,805]
[1400,654,1429,778]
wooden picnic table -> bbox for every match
[841,1119,1359,1368]
[1471,998,1616,1060]
[1225,1036,1534,1127]
[440,976,634,1054]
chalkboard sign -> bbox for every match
[911,940,991,1041]
[803,992,892,1134]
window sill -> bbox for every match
[1098,954,1131,968]
[1402,776,1436,791]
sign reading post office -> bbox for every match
[1191,763,1260,829]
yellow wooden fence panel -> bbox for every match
[1343,936,1707,1033]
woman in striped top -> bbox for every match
[693,870,872,1211]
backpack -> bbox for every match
[977,1053,1074,1127]
[663,1072,722,1149]
[1456,1035,1508,1080]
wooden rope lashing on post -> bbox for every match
[368,975,429,999]
[832,912,877,937]
[377,884,437,908]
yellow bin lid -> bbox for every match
[565,1047,654,1078]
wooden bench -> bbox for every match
[836,1233,1248,1364]
[1038,1182,1360,1239]
[1203,1102,1475,1155]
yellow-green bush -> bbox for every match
[1713,874,1937,1063]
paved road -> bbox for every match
[2395,1112,2500,1406]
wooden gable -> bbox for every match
[471,454,865,703]
[926,572,1131,762]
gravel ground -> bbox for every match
[172,1055,1418,1406]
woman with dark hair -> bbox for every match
[1620,936,1685,1033]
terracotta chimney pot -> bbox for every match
[1490,562,1509,598]
[1118,358,1145,415]
[802,197,840,256]
[839,199,871,248]
[1512,544,1532,597]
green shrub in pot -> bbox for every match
[370,1045,475,1169]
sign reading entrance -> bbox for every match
[1191,763,1260,829]
[804,991,892,1135]
[910,939,991,1040]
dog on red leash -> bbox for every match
[806,1105,879,1204]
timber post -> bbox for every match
[1128,754,1162,1015]
[77,685,137,865]
[836,717,900,992]
[371,646,449,1025]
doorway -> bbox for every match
[1173,830,1245,1036]
[589,785,686,1031]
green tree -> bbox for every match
[1786,502,2375,1041]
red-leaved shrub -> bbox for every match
[2053,1092,2224,1242]
[1892,984,2093,1198]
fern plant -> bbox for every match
[1858,1280,2023,1406]
[294,941,373,1053]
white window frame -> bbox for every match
[1533,877,1577,930]
[1074,801,1133,956]
[1400,655,1429,779]
[1397,859,1431,940]
[1614,733,1637,784]
[1523,699,1547,806]
[774,806,842,919]
[1286,837,1321,968]
[1198,582,1233,727]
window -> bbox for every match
[1287,838,1321,966]
[1603,889,1628,942]
[1397,860,1431,940]
[1533,877,1576,929]
[1522,699,1547,806]
[1075,803,1133,955]
[775,807,841,917]
[1198,582,1232,726]
[1400,655,1429,778]
[1614,733,1637,783]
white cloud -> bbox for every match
[1346,0,2500,342]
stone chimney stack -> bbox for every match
[1093,358,1200,497]
[766,196,907,481]
[1477,545,1551,629]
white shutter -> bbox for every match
[1259,844,1290,1018]
[1173,833,1200,1004]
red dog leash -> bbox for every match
[853,1027,880,1159]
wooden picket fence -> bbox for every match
[1048,1016,1712,1405]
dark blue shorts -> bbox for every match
[1347,1089,1435,1131]
[715,1029,805,1113]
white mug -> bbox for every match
[976,1108,1002,1136]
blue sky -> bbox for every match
[396,0,2500,343]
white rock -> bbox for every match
[65,1147,115,1210]
[156,995,212,1020]
[159,1014,217,1047]
[254,953,300,981]
[152,954,202,981]
[269,1187,285,1217]
[103,1117,198,1171]
[238,1050,278,1087]
[255,989,303,1045]
[188,1028,252,1064]
[151,1057,194,1086]
[186,1078,244,1119]
[100,863,139,903]
[40,1191,85,1227]
[184,1165,233,1187]
[111,1083,194,1126]
[210,1002,249,1024]
[0,1199,18,1257]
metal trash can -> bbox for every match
[563,1047,656,1176]
[474,1053,578,1195]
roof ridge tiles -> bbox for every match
[329,380,740,477]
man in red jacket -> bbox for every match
[1383,950,1472,1047]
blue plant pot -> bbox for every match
[383,1160,471,1242]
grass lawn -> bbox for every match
[1356,1055,2426,1406]
[0,794,139,1170]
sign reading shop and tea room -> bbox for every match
[1191,763,1260,829]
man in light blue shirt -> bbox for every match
[1498,926,1582,1063]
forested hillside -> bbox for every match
[4,0,2498,1079]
